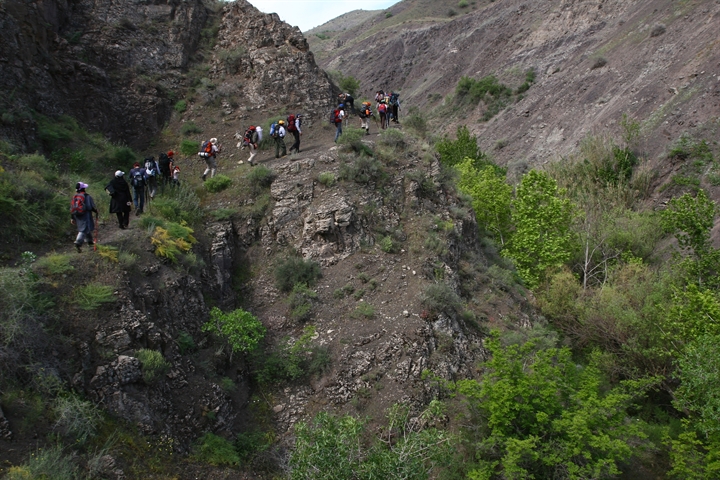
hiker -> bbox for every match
[358,102,373,135]
[374,90,385,104]
[238,125,262,166]
[377,101,388,130]
[158,151,173,186]
[287,114,302,154]
[70,182,98,253]
[144,156,159,200]
[129,162,147,215]
[389,92,400,124]
[272,120,287,158]
[172,166,181,186]
[201,138,220,181]
[339,93,355,114]
[333,104,345,143]
[106,170,132,229]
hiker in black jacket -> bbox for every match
[106,170,132,229]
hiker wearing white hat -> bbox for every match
[106,170,132,229]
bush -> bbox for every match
[53,394,102,442]
[421,283,462,317]
[177,330,196,354]
[34,254,74,275]
[72,283,115,310]
[351,302,375,319]
[136,348,171,383]
[180,139,199,156]
[378,235,397,253]
[338,155,387,184]
[181,122,202,135]
[403,107,427,137]
[318,172,335,186]
[152,184,202,224]
[274,256,322,292]
[252,326,325,385]
[338,126,373,156]
[174,100,187,113]
[245,165,276,194]
[192,433,240,466]
[205,174,232,193]
[455,75,512,106]
[288,283,317,324]
[4,445,80,480]
[150,222,197,262]
[202,307,266,355]
[378,129,406,149]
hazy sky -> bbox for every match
[246,0,400,32]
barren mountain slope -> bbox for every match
[311,0,720,169]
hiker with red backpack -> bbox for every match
[199,138,220,180]
[333,104,345,143]
[377,100,388,130]
[237,125,263,166]
[287,114,302,154]
[70,182,98,253]
[106,170,132,230]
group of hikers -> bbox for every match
[236,113,303,165]
[70,150,183,252]
[332,90,401,141]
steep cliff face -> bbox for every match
[0,0,207,150]
[311,0,720,168]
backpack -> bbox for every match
[359,103,372,118]
[198,140,213,157]
[332,109,341,124]
[158,152,171,175]
[378,103,387,113]
[243,126,257,146]
[131,169,146,188]
[270,123,278,138]
[286,114,297,132]
[70,193,86,215]
[144,158,156,176]
[256,126,263,142]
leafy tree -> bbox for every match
[202,307,265,358]
[290,401,452,480]
[455,158,512,245]
[503,170,575,289]
[458,333,656,479]
[436,125,495,170]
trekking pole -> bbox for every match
[93,216,98,251]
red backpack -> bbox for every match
[332,109,341,124]
[70,193,86,215]
[287,114,297,132]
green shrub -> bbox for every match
[202,307,266,355]
[4,445,81,480]
[220,376,236,393]
[378,235,397,253]
[288,283,318,324]
[192,433,240,466]
[210,207,238,220]
[180,139,199,156]
[252,326,324,384]
[235,429,273,464]
[151,185,202,224]
[338,155,387,184]
[338,126,373,156]
[351,302,375,319]
[246,165,276,194]
[177,330,196,354]
[456,75,512,106]
[136,348,171,383]
[274,256,322,292]
[174,100,187,113]
[318,172,336,186]
[0,266,36,345]
[53,394,102,442]
[72,283,115,310]
[403,107,427,136]
[458,0,469,7]
[205,174,232,193]
[378,129,406,149]
[181,122,203,136]
[421,283,462,317]
[34,254,74,275]
[150,222,197,262]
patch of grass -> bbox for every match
[136,348,170,383]
[339,155,388,184]
[4,444,81,480]
[174,100,187,113]
[53,394,102,442]
[351,302,375,319]
[318,172,336,186]
[72,283,115,310]
[205,174,232,193]
[192,432,240,466]
[177,330,196,354]
[421,283,462,318]
[180,139,199,156]
[118,251,138,268]
[181,122,202,136]
[34,254,74,275]
[246,165,276,194]
[150,222,197,262]
[210,207,238,220]
[287,283,318,324]
[274,256,322,292]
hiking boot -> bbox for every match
[135,209,140,216]
[75,243,82,253]
[201,174,207,181]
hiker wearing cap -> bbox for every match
[172,166,181,186]
[202,138,220,181]
[70,182,98,253]
[129,162,147,215]
[273,120,287,159]
[339,93,355,114]
[333,104,345,143]
[106,170,132,229]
